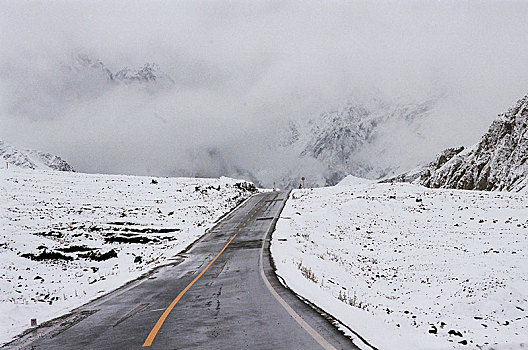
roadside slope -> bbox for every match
[0,168,255,345]
[272,181,528,349]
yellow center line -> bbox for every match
[247,218,251,221]
[142,233,238,347]
[238,228,242,232]
[243,223,246,226]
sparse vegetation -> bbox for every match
[296,261,318,283]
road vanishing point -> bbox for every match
[6,191,362,350]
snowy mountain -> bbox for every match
[178,97,436,189]
[0,140,74,171]
[387,94,528,192]
[276,98,435,187]
[67,53,114,80]
[64,53,175,89]
[114,63,175,87]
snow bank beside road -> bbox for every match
[272,183,528,349]
[0,168,256,345]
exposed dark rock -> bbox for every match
[33,230,64,239]
[57,245,95,253]
[104,235,159,244]
[448,329,463,337]
[233,182,258,192]
[79,249,118,261]
[21,250,73,261]
[428,325,438,334]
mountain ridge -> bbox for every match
[385,94,528,192]
[66,53,175,88]
[281,98,435,186]
[0,140,75,172]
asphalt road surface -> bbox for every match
[6,191,362,350]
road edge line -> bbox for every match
[258,191,337,350]
[263,191,379,350]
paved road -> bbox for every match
[7,191,361,349]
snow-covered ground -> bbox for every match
[272,177,528,350]
[0,168,255,345]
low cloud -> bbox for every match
[2,1,528,186]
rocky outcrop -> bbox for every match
[388,95,528,192]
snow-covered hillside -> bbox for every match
[272,180,528,349]
[162,96,436,189]
[196,97,434,189]
[0,140,74,172]
[388,94,528,192]
[291,99,434,185]
[0,168,256,345]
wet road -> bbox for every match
[7,191,360,349]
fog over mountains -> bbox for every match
[67,53,175,89]
[2,1,528,187]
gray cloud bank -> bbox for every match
[1,1,528,186]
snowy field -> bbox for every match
[0,168,255,345]
[272,177,528,350]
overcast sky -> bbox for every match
[1,0,528,182]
